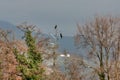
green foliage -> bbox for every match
[25,30,43,64]
[14,29,44,80]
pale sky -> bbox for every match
[0,0,120,36]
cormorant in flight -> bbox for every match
[60,33,63,39]
[54,25,57,29]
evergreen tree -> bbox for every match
[14,25,44,80]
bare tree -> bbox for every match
[63,54,85,80]
[0,28,12,42]
[75,16,120,80]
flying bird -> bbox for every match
[60,33,63,39]
[54,25,57,29]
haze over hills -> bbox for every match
[0,20,23,39]
[0,20,85,56]
[0,20,15,28]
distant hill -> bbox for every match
[0,20,16,29]
[0,20,85,56]
[0,20,23,39]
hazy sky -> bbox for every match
[0,0,120,36]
